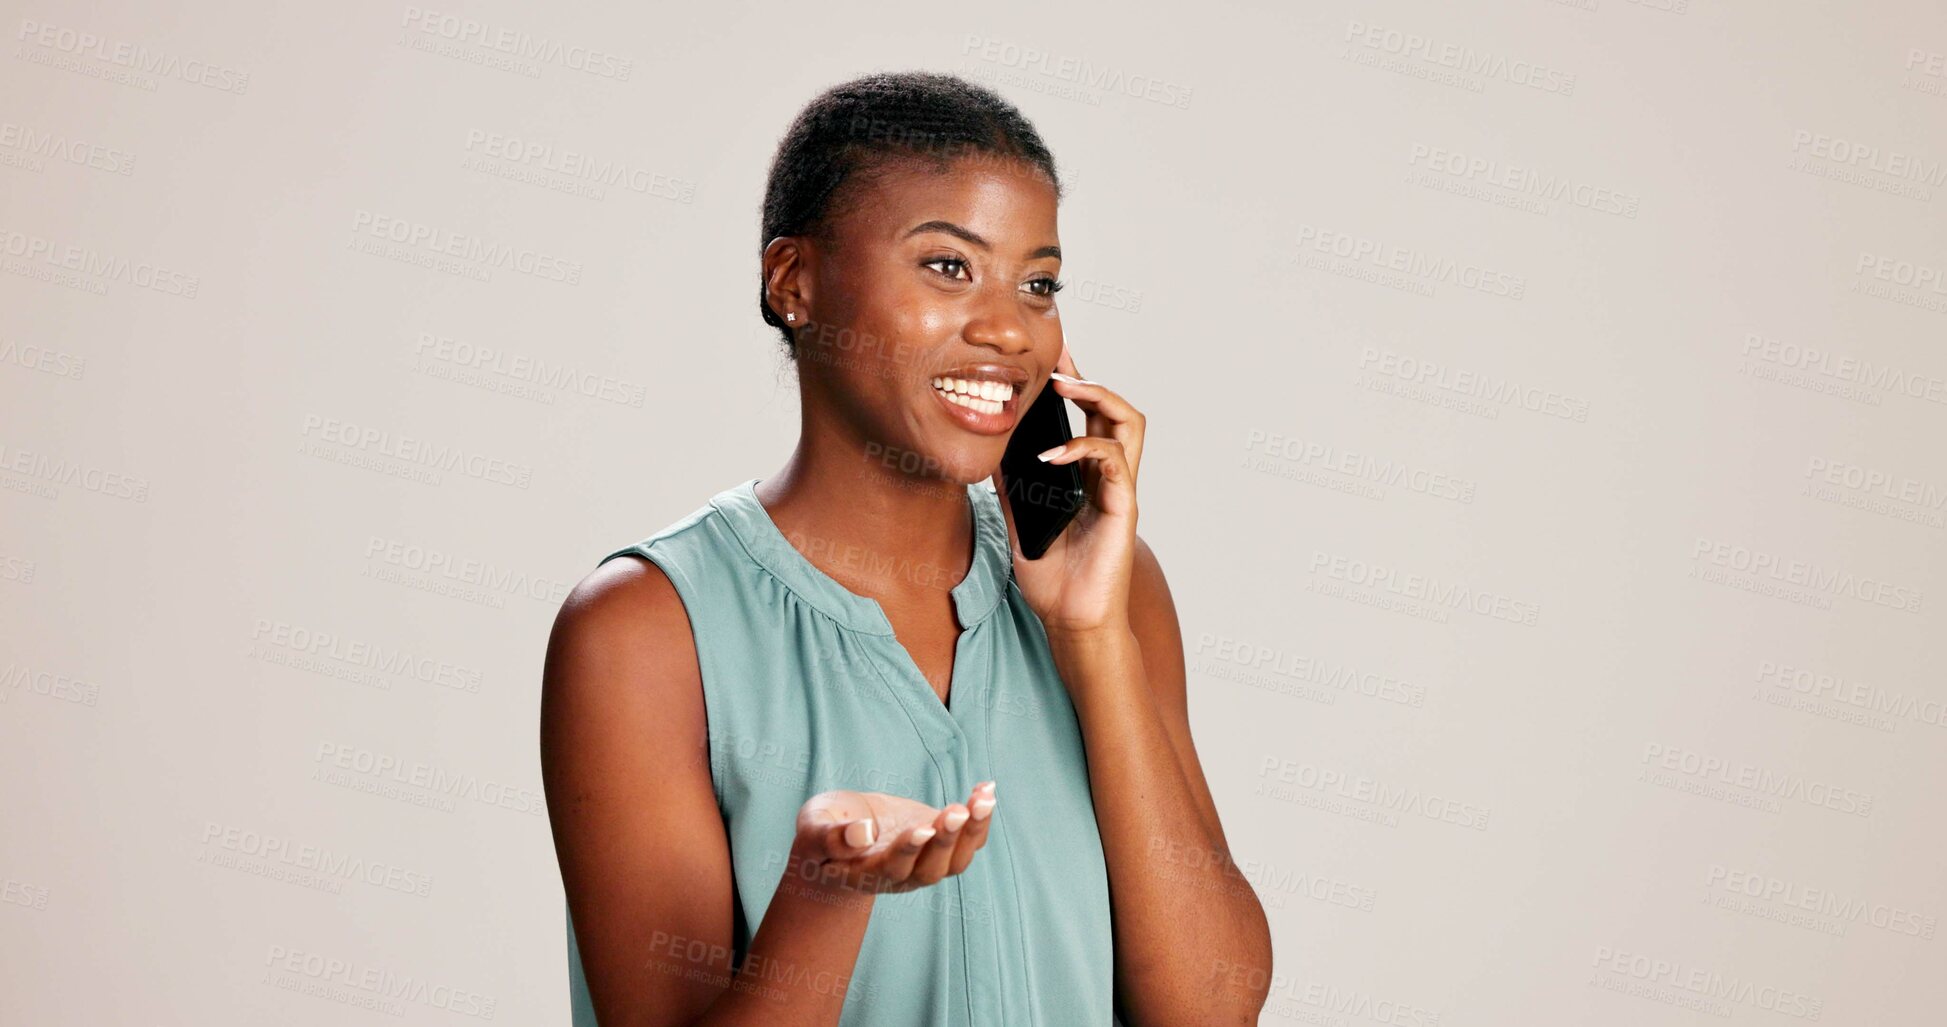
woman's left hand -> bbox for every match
[990,343,1144,638]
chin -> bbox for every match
[916,438,1007,488]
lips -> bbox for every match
[930,375,1018,414]
[928,364,1030,436]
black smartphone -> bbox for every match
[999,381,1087,559]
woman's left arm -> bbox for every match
[1047,550,1274,1027]
[993,348,1274,1027]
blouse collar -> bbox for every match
[711,476,1011,635]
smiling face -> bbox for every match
[770,154,1065,485]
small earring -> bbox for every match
[786,313,796,322]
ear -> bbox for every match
[762,235,814,324]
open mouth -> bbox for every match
[929,375,1020,416]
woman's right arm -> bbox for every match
[540,557,877,1027]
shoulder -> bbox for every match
[542,553,703,731]
[567,484,743,634]
[557,552,689,641]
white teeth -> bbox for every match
[929,376,1015,416]
[945,392,1001,414]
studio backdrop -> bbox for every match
[4,1,1944,1023]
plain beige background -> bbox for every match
[4,1,1945,1023]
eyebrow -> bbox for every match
[904,219,1061,261]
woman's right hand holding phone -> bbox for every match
[789,782,997,896]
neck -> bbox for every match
[753,426,976,604]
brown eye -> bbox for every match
[1024,277,1064,298]
[923,257,970,280]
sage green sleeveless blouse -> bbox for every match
[566,477,1118,1026]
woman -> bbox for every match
[541,71,1272,1027]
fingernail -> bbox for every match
[1050,372,1096,385]
[943,808,970,831]
[909,827,936,846]
[970,798,995,821]
[844,819,876,848]
[1037,445,1066,462]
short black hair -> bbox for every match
[758,71,1064,359]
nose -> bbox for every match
[960,282,1037,356]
